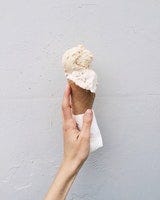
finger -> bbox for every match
[62,83,72,121]
[81,109,93,137]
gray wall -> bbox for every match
[0,0,160,199]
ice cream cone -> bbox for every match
[62,45,103,152]
[68,80,95,115]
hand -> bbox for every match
[44,84,93,200]
[61,84,93,173]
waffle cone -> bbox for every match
[68,80,95,115]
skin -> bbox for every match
[44,84,93,200]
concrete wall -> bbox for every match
[0,0,160,199]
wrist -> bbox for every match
[60,159,82,177]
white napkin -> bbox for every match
[73,110,103,153]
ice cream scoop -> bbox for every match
[62,44,93,73]
[62,44,98,93]
[62,44,103,152]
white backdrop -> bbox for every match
[0,0,160,199]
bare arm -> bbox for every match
[44,84,93,200]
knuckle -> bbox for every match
[85,120,91,126]
[63,120,73,131]
[61,103,66,110]
[84,117,92,124]
[62,103,70,112]
[63,124,69,131]
[63,125,69,132]
[83,121,91,129]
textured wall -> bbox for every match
[0,0,160,199]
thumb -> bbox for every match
[81,109,93,136]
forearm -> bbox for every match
[44,161,80,200]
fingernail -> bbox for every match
[86,109,92,115]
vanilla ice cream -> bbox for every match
[62,44,93,72]
[62,44,98,93]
